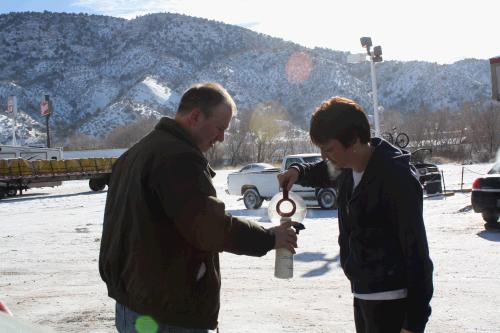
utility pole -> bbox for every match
[41,95,51,148]
[7,95,17,145]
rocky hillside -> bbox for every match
[0,12,491,144]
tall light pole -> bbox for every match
[360,37,383,137]
[40,95,51,148]
[7,95,17,145]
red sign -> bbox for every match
[490,56,500,64]
[40,95,50,116]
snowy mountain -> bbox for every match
[0,12,492,144]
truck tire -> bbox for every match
[482,212,499,224]
[89,178,106,192]
[6,186,17,197]
[243,188,263,209]
[317,189,337,210]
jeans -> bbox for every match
[115,302,216,333]
[353,297,406,333]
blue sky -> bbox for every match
[0,0,91,15]
[1,0,498,64]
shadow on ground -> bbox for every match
[295,251,340,277]
[477,227,500,241]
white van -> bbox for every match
[0,145,63,160]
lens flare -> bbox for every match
[285,52,313,83]
[135,315,159,333]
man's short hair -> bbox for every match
[309,96,371,148]
[177,82,236,117]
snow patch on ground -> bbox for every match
[0,163,499,332]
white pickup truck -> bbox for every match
[226,153,338,210]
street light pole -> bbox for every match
[360,37,383,137]
[40,95,51,148]
[369,56,380,137]
[7,95,17,145]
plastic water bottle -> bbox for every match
[274,216,294,279]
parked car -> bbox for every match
[236,163,278,173]
[410,148,442,195]
[226,154,338,210]
[471,161,500,228]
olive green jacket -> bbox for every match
[99,117,275,329]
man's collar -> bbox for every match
[155,117,200,152]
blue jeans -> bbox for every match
[115,302,216,333]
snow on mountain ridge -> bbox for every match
[0,12,491,144]
[129,76,180,107]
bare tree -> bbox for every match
[103,117,158,148]
[248,102,286,162]
[465,101,500,160]
[206,143,225,167]
[225,109,252,166]
[64,133,103,150]
[405,106,430,148]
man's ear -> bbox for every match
[187,108,203,126]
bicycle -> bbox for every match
[381,127,410,148]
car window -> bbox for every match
[239,165,251,172]
[410,148,432,164]
[285,158,301,169]
[302,156,322,164]
[488,162,500,174]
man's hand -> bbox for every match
[277,168,299,192]
[400,329,414,333]
[270,221,299,253]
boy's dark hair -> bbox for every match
[309,96,371,148]
[177,82,236,117]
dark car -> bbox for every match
[472,161,500,227]
[410,148,442,195]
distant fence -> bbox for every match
[440,163,492,192]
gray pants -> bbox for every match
[115,302,216,333]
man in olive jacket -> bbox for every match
[99,82,298,332]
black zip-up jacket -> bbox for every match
[99,117,275,329]
[291,138,433,333]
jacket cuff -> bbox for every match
[267,229,277,250]
[288,163,303,177]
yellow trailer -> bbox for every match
[0,157,116,199]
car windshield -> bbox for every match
[488,162,500,174]
[410,148,432,164]
[302,156,322,163]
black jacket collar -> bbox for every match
[350,137,411,197]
